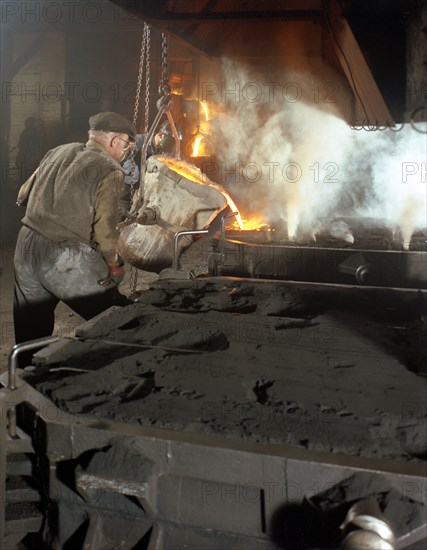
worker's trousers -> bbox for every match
[13,225,129,347]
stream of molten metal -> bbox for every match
[191,135,203,157]
[200,100,209,121]
[221,193,245,230]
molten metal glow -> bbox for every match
[190,132,214,158]
[158,156,207,185]
[200,100,209,121]
[222,193,244,230]
[191,135,203,157]
[232,214,268,231]
[188,102,211,157]
[157,156,244,229]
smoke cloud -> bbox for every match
[212,61,426,246]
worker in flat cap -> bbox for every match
[13,112,135,356]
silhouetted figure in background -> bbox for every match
[15,117,46,183]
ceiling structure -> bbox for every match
[110,0,420,125]
[113,0,324,57]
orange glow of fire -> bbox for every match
[158,156,207,185]
[232,215,268,231]
[190,102,211,157]
[191,135,203,157]
[157,155,244,229]
[222,193,244,230]
[200,100,209,121]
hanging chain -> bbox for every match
[129,23,151,195]
[129,23,151,296]
[133,23,149,126]
[144,27,151,132]
[161,32,168,85]
[129,263,139,296]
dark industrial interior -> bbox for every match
[0,1,426,549]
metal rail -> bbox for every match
[8,336,60,391]
[1,335,60,545]
[7,336,59,439]
[173,229,209,270]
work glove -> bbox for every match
[109,265,125,284]
[98,265,125,286]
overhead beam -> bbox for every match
[326,1,394,126]
[110,1,322,22]
[138,10,322,21]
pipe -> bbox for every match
[7,336,60,437]
[8,336,60,391]
[173,230,209,271]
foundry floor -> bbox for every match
[2,177,426,464]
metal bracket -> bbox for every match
[165,110,181,160]
[138,94,173,194]
[137,92,181,206]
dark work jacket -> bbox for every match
[21,140,124,265]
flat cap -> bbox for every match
[89,112,136,140]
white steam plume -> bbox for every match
[213,61,426,246]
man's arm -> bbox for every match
[93,170,123,266]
